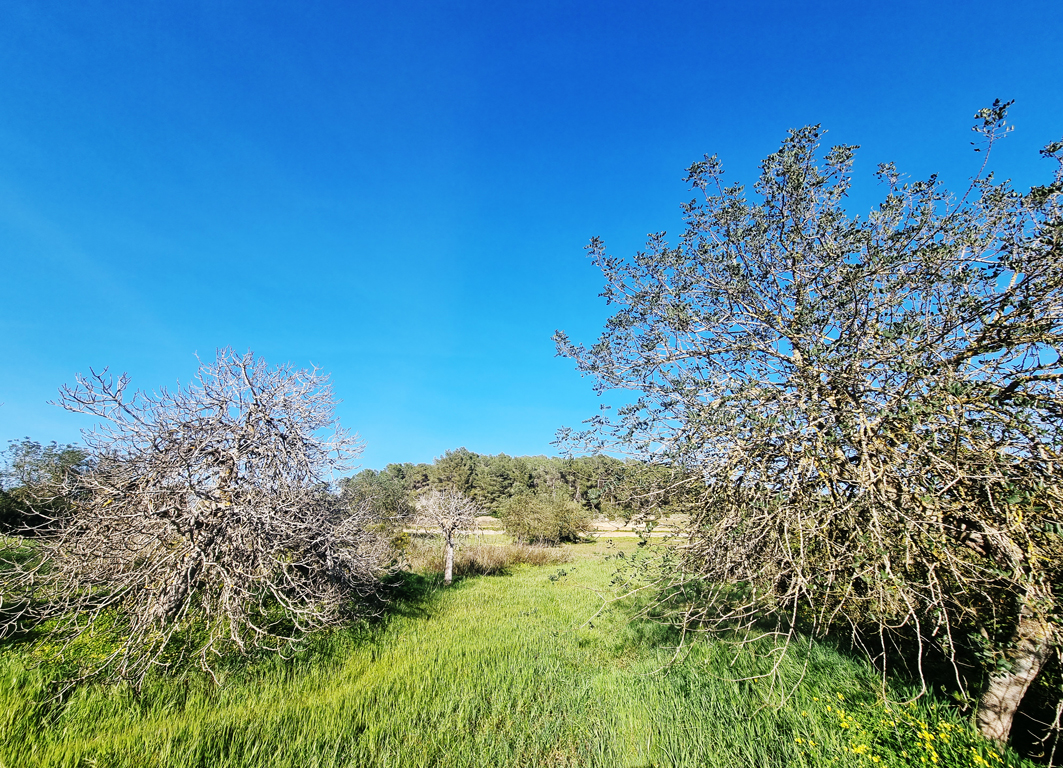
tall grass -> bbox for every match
[0,539,1035,767]
[405,534,570,578]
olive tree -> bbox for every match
[0,349,393,685]
[415,488,478,585]
[555,102,1063,744]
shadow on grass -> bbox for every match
[596,537,1058,760]
[655,586,1061,764]
[377,569,446,620]
[0,566,451,703]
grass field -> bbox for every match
[0,537,1033,767]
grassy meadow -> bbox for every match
[0,536,1032,768]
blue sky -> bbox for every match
[1,0,1061,471]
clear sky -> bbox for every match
[1,0,1061,471]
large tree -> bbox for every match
[555,102,1063,744]
[0,349,393,685]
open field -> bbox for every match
[0,537,1030,767]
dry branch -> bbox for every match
[0,349,394,686]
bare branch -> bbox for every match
[0,348,395,687]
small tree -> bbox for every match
[556,103,1063,744]
[0,349,392,685]
[415,488,478,585]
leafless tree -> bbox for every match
[415,488,479,585]
[0,349,395,686]
[556,102,1063,746]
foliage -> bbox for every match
[430,446,480,497]
[339,468,415,550]
[340,469,414,520]
[498,491,593,545]
[794,696,1013,768]
[0,438,89,534]
[555,102,1063,743]
[0,349,394,686]
[382,447,675,521]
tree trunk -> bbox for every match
[977,586,1053,743]
[443,533,455,586]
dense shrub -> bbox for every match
[498,493,591,545]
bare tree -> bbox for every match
[556,102,1063,745]
[0,349,394,686]
[415,488,479,585]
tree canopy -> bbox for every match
[555,101,1063,744]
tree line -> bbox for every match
[343,446,698,520]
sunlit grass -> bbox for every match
[0,537,1036,767]
[404,533,571,576]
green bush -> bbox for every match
[498,492,591,545]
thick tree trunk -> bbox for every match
[977,586,1053,744]
[443,533,455,586]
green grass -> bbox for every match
[0,538,1033,767]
